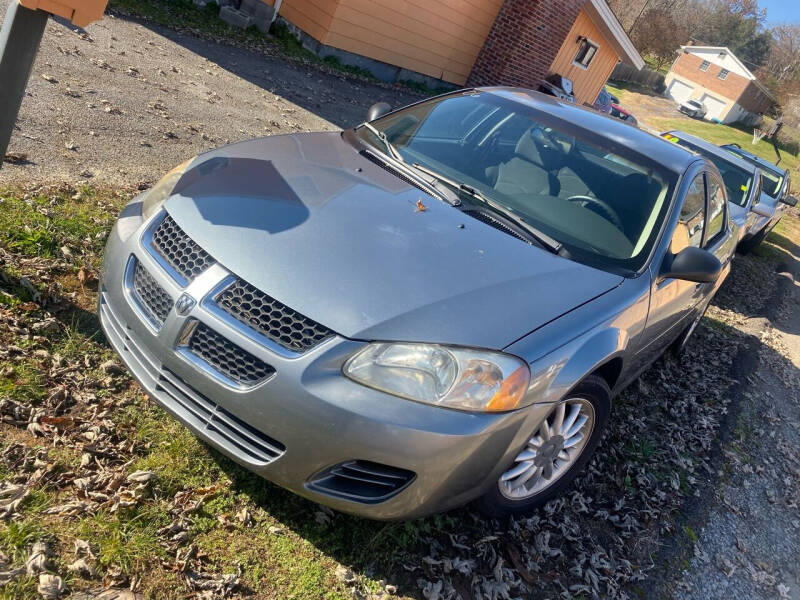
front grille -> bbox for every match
[188,322,275,386]
[310,460,415,503]
[156,369,285,465]
[464,209,531,245]
[151,214,216,283]
[216,278,333,353]
[131,260,172,327]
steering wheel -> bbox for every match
[567,195,624,230]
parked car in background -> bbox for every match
[721,143,797,247]
[610,103,638,126]
[538,74,576,103]
[100,88,736,521]
[679,99,707,119]
[592,88,613,114]
[662,131,770,252]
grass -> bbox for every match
[0,186,428,599]
[650,117,800,174]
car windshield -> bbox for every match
[356,92,676,274]
[669,138,752,206]
[688,101,702,107]
[723,150,785,199]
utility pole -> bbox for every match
[0,2,48,170]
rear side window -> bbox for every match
[704,173,726,246]
[680,175,706,248]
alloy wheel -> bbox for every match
[498,398,595,500]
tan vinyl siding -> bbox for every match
[278,0,503,84]
[549,9,620,105]
[279,0,339,44]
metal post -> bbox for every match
[0,1,48,169]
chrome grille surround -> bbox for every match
[215,278,333,353]
[184,321,275,387]
[149,213,216,285]
[130,259,172,327]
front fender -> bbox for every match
[507,276,650,407]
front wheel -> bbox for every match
[478,376,611,518]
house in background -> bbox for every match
[664,45,775,125]
[262,0,643,106]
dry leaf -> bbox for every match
[415,198,427,212]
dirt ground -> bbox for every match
[1,6,800,600]
[0,3,419,187]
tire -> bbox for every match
[477,375,611,519]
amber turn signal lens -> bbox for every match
[485,366,531,412]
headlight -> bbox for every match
[141,159,194,220]
[343,343,531,412]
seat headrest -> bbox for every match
[514,128,546,165]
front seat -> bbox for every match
[486,129,559,196]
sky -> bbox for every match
[759,0,800,25]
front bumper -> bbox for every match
[99,199,551,519]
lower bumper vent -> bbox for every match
[309,460,415,504]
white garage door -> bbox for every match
[699,93,727,121]
[667,79,694,104]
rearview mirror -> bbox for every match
[367,102,392,122]
[751,202,772,217]
[662,246,722,283]
[780,195,798,207]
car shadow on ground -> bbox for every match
[114,14,422,130]
[198,236,800,599]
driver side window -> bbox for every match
[674,174,706,252]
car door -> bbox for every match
[638,168,725,359]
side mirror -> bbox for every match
[662,246,722,283]
[751,202,772,217]
[366,102,392,122]
[780,195,798,207]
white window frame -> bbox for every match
[699,60,710,71]
[718,69,729,80]
[573,37,599,70]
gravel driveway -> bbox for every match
[0,3,419,187]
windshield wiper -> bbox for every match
[411,163,564,254]
[361,122,404,162]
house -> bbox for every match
[664,45,775,125]
[262,0,644,105]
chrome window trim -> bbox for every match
[123,255,170,333]
[175,319,276,391]
[142,211,191,288]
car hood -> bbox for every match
[163,132,623,349]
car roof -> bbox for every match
[479,87,696,174]
[720,144,787,174]
[663,130,759,174]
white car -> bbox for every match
[679,99,707,119]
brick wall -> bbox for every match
[670,51,748,101]
[738,81,772,114]
[466,0,587,88]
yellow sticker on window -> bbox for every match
[741,185,747,191]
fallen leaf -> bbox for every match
[415,198,427,212]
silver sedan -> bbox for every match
[100,89,736,519]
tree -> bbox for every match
[631,9,688,70]
[691,0,772,68]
